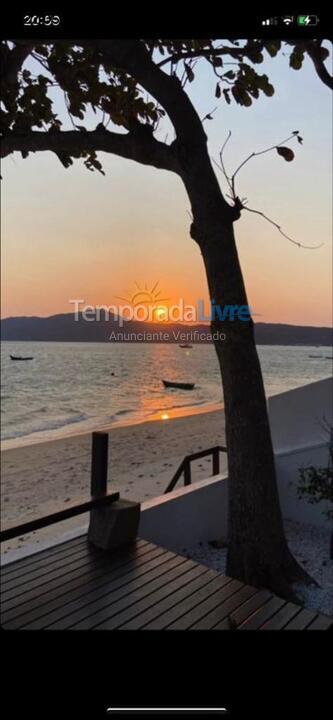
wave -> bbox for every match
[165,400,208,411]
[2,412,88,441]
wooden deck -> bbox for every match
[1,535,332,630]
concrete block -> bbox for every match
[88,499,141,550]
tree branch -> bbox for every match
[1,127,180,174]
[89,40,207,146]
[84,40,234,219]
[242,206,323,250]
[304,41,333,90]
[231,132,300,193]
[214,131,322,250]
[158,46,245,68]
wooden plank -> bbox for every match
[1,541,158,614]
[48,560,203,630]
[283,608,318,630]
[2,540,136,602]
[306,614,333,630]
[68,563,207,630]
[1,540,91,584]
[214,589,272,629]
[237,595,286,630]
[1,537,149,585]
[2,545,165,627]
[16,552,182,630]
[1,542,161,620]
[2,551,114,604]
[0,534,88,577]
[2,543,106,591]
[189,583,258,630]
[108,568,220,631]
[2,546,169,628]
[260,602,301,630]
[163,579,242,631]
[137,575,235,630]
[3,533,331,633]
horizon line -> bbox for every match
[1,312,332,330]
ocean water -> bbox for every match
[1,341,332,446]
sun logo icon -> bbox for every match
[115,281,170,321]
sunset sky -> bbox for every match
[1,45,332,326]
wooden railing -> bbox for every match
[164,445,227,493]
[0,431,119,543]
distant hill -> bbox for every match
[1,312,332,346]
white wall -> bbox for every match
[275,442,331,528]
[139,474,228,552]
[268,376,332,452]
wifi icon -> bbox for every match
[283,16,294,25]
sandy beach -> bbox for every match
[1,407,227,556]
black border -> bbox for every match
[1,6,332,720]
[1,6,332,39]
[1,629,332,719]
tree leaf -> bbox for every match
[246,49,264,64]
[56,153,74,169]
[232,85,252,106]
[262,82,274,97]
[289,51,304,70]
[223,89,231,104]
[276,146,295,162]
[264,41,281,57]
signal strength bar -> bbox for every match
[262,17,278,25]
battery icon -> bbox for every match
[297,14,319,26]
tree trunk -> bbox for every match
[179,147,313,600]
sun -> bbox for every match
[155,306,168,321]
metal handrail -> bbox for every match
[164,445,227,493]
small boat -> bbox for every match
[10,355,34,361]
[308,355,322,358]
[179,344,193,349]
[162,379,195,390]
